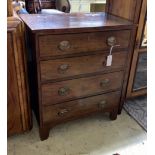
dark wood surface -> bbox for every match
[40,51,127,82]
[42,91,121,125]
[106,0,143,24]
[7,17,32,136]
[38,30,130,58]
[106,0,147,112]
[21,12,136,140]
[41,71,123,105]
[20,12,134,33]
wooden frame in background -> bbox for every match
[126,0,147,98]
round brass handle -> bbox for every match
[58,109,69,116]
[58,64,70,73]
[107,36,116,46]
[100,79,110,87]
[58,41,71,51]
[98,100,107,109]
[58,87,70,96]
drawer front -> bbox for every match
[38,30,130,57]
[41,71,123,105]
[42,91,121,124]
[40,52,127,82]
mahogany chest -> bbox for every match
[20,12,136,140]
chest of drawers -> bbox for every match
[20,12,135,140]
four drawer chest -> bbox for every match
[20,12,136,140]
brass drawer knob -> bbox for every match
[107,36,116,46]
[58,87,70,96]
[58,64,70,73]
[100,79,110,87]
[58,41,71,51]
[98,100,107,109]
[58,109,69,116]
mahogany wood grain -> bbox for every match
[7,0,13,17]
[38,30,130,58]
[20,12,136,140]
[19,12,134,33]
[117,28,137,114]
[41,71,123,105]
[7,31,23,135]
[106,0,143,24]
[42,91,121,125]
[126,0,147,98]
[7,17,32,136]
[40,51,127,82]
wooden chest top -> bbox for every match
[20,12,134,33]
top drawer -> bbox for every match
[38,30,131,58]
